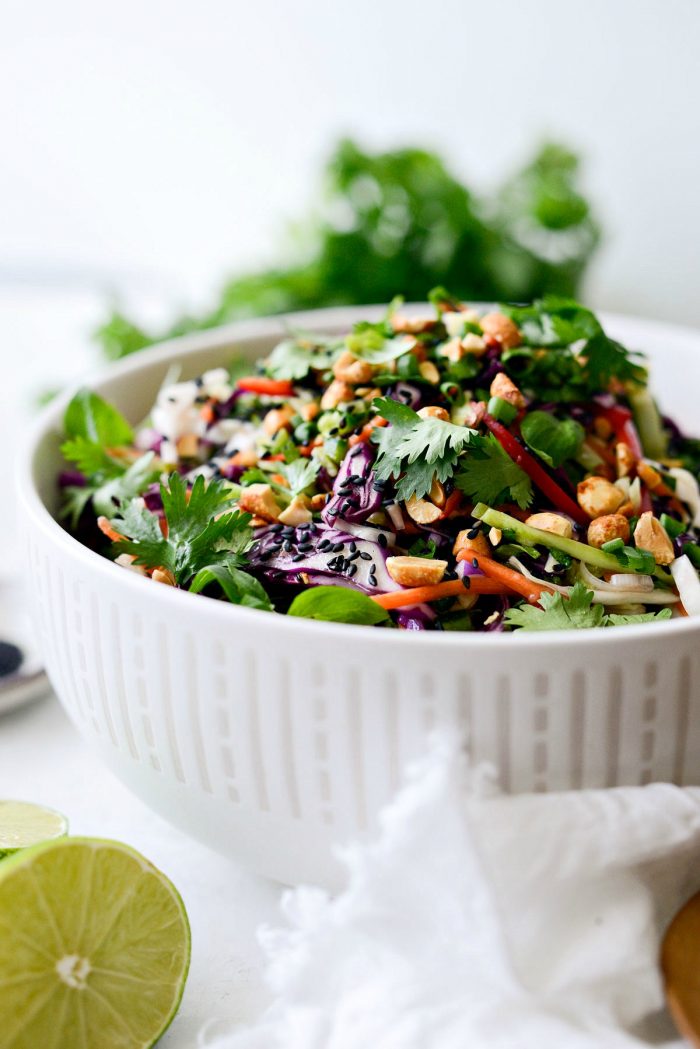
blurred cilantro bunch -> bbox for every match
[96,138,599,360]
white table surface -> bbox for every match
[0,690,282,1046]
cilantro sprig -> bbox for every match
[455,434,533,509]
[504,583,673,632]
[112,473,253,586]
[371,396,475,501]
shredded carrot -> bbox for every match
[371,577,510,610]
[97,516,124,543]
[348,416,388,446]
[457,552,553,605]
[199,400,216,424]
[271,473,288,486]
[267,453,287,462]
[237,377,295,396]
[440,491,463,518]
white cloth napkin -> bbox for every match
[203,734,700,1049]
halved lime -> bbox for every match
[0,838,191,1049]
[0,801,68,859]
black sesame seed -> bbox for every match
[462,576,471,589]
[327,507,339,517]
[346,550,360,562]
[350,445,363,458]
[319,539,331,551]
[283,540,294,552]
[346,563,358,577]
[282,527,296,537]
[360,551,372,561]
[378,533,388,548]
[332,542,344,553]
[466,527,480,539]
[298,542,313,552]
[292,553,306,562]
[328,427,339,436]
[349,474,363,484]
[271,538,284,548]
[349,541,357,552]
[298,522,312,531]
[472,558,479,568]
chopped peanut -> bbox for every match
[392,315,438,334]
[488,527,503,546]
[637,460,663,491]
[633,512,675,565]
[525,512,574,539]
[176,434,199,458]
[479,312,521,349]
[152,568,177,586]
[309,493,328,510]
[321,379,354,410]
[429,478,446,508]
[386,556,448,587]
[453,529,492,559]
[489,372,526,409]
[587,513,630,548]
[238,483,282,522]
[437,338,464,363]
[417,405,450,422]
[230,447,258,468]
[278,495,313,526]
[418,360,440,384]
[577,476,626,518]
[460,333,487,357]
[405,494,442,525]
[332,349,376,385]
[300,402,319,422]
[263,405,295,436]
[615,442,636,478]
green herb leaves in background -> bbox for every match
[505,583,674,632]
[93,139,599,362]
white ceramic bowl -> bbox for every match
[18,306,700,888]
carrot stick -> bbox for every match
[237,377,295,396]
[348,416,388,446]
[457,552,553,605]
[97,516,125,543]
[372,577,510,609]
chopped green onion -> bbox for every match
[602,538,625,553]
[660,513,685,539]
[487,396,518,425]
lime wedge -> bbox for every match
[0,801,68,858]
[0,838,191,1049]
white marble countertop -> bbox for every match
[0,690,282,1046]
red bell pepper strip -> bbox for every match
[484,415,589,527]
[237,377,295,396]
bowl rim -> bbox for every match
[17,303,700,652]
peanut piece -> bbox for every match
[577,476,625,518]
[332,349,376,385]
[587,513,631,548]
[479,312,521,349]
[238,483,282,522]
[417,406,450,422]
[263,405,295,436]
[490,372,526,409]
[453,529,491,559]
[386,556,447,587]
[321,379,354,410]
[405,494,442,524]
[633,512,675,565]
[278,495,313,526]
[525,512,574,539]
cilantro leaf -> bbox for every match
[371,396,475,501]
[190,564,273,611]
[112,473,252,585]
[455,434,533,509]
[282,458,320,496]
[64,388,133,448]
[287,586,390,625]
[604,609,673,626]
[61,435,124,478]
[92,453,161,518]
[345,327,416,364]
[505,583,604,632]
[520,411,584,468]
[265,338,335,380]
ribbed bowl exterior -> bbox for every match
[19,308,700,888]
